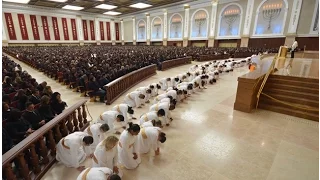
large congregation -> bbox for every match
[53,55,253,180]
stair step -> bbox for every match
[259,95,318,114]
[263,88,319,100]
[258,102,319,121]
[264,83,319,94]
[260,93,319,107]
[267,78,319,89]
[270,74,319,83]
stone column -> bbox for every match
[110,19,116,45]
[132,17,136,45]
[121,20,124,45]
[241,0,254,47]
[285,0,302,46]
[208,1,218,47]
[2,23,9,46]
[163,11,168,46]
[76,15,84,46]
[95,18,101,45]
[146,13,151,45]
[183,5,190,47]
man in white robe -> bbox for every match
[149,83,161,97]
[84,123,110,152]
[124,91,145,108]
[56,132,93,171]
[141,119,162,128]
[118,124,141,169]
[159,78,172,90]
[137,127,166,157]
[98,110,125,134]
[112,104,136,123]
[139,110,166,125]
[166,89,177,100]
[149,102,175,125]
[136,87,152,104]
[153,94,173,104]
[76,167,121,180]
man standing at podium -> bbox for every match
[291,40,298,58]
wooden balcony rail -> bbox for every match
[2,100,90,180]
[234,52,254,58]
[199,54,229,61]
[104,64,157,105]
[160,56,192,71]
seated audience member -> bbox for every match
[3,94,11,105]
[42,86,53,97]
[37,95,55,121]
[5,116,35,143]
[37,81,47,92]
[88,76,106,103]
[28,89,41,105]
[50,92,67,115]
[3,128,13,154]
[22,102,47,130]
[13,90,28,111]
[3,76,15,93]
[3,102,19,121]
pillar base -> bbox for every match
[147,40,151,45]
[208,38,215,47]
[122,41,125,45]
[79,40,84,46]
[96,41,101,45]
[163,39,167,46]
[133,40,136,45]
[112,41,116,45]
[2,40,8,47]
[284,35,296,47]
[183,39,188,47]
[240,37,249,47]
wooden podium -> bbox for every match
[276,46,288,69]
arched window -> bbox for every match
[218,4,242,37]
[137,20,146,40]
[169,13,183,39]
[253,0,288,35]
[190,9,209,38]
[151,17,162,40]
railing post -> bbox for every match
[82,104,88,124]
[29,144,41,174]
[72,111,79,131]
[46,130,56,156]
[16,153,31,180]
[60,119,69,137]
[38,136,49,165]
[3,163,17,180]
[77,107,84,129]
[54,125,62,143]
[66,115,73,132]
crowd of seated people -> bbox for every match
[3,46,277,103]
[2,55,67,154]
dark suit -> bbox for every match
[21,110,45,130]
[29,95,41,105]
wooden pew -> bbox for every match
[2,100,90,180]
[104,64,157,105]
[160,56,192,71]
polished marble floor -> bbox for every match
[7,54,319,180]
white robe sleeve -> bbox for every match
[113,147,119,167]
[135,95,141,107]
[69,142,82,168]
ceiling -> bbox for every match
[25,0,187,16]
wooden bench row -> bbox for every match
[2,100,89,180]
[199,52,254,61]
[160,56,192,71]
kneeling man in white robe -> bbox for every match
[149,102,175,125]
[77,167,121,180]
[139,110,166,126]
[98,110,125,134]
[137,127,166,157]
[112,104,136,123]
[118,123,141,169]
[84,123,110,152]
[124,91,145,108]
[93,136,122,178]
[56,132,93,171]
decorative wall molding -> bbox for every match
[209,2,218,37]
[168,13,184,40]
[189,8,210,39]
[242,0,254,36]
[288,0,302,34]
[309,0,319,34]
[151,16,163,40]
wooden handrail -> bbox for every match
[160,56,192,70]
[104,64,157,105]
[2,99,90,180]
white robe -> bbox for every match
[153,93,168,104]
[56,132,90,168]
[84,123,104,152]
[112,104,132,123]
[149,102,171,125]
[136,86,151,103]
[117,130,141,169]
[139,111,159,125]
[141,121,155,127]
[92,141,118,168]
[98,111,122,133]
[159,78,171,91]
[76,167,113,180]
[149,83,160,97]
[137,127,161,154]
[166,90,177,100]
[124,91,142,108]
